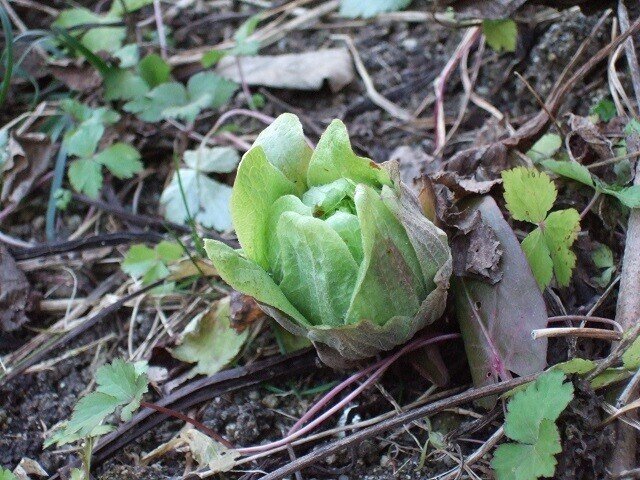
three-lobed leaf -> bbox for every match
[502,167,556,224]
[122,241,182,284]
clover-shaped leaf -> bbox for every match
[502,167,580,288]
[122,241,183,285]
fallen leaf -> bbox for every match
[171,298,248,377]
[451,210,503,283]
[229,290,264,333]
[13,458,48,479]
[1,133,55,209]
[0,245,35,332]
[180,429,240,473]
[567,114,614,165]
[216,49,354,92]
[48,59,102,92]
[453,197,548,404]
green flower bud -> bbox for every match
[205,114,451,367]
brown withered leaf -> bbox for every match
[229,290,264,333]
[48,59,102,92]
[0,244,35,332]
[451,210,503,283]
[567,114,614,162]
[432,143,508,198]
[1,133,55,209]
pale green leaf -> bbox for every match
[121,244,157,278]
[622,336,640,370]
[122,242,182,284]
[68,158,103,198]
[590,367,631,389]
[180,429,240,472]
[184,146,239,173]
[123,82,187,122]
[502,167,556,224]
[0,468,17,480]
[64,120,104,158]
[171,298,248,377]
[527,134,562,163]
[552,358,597,375]
[325,211,363,264]
[253,113,313,193]
[542,209,580,287]
[346,184,425,325]
[103,69,149,101]
[339,0,412,18]
[277,212,359,326]
[542,159,594,187]
[483,19,517,53]
[64,392,118,438]
[521,228,553,289]
[156,240,183,262]
[54,8,125,53]
[203,239,310,326]
[230,147,297,268]
[307,119,390,188]
[602,185,640,208]
[113,44,139,68]
[302,179,355,217]
[95,143,142,179]
[109,0,154,15]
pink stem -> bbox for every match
[237,333,460,455]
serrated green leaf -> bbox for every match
[65,392,119,438]
[95,143,142,179]
[123,82,186,122]
[543,209,580,287]
[203,239,310,326]
[591,99,617,122]
[171,298,248,377]
[68,158,103,198]
[503,371,573,444]
[278,211,359,326]
[95,358,148,421]
[483,19,517,53]
[64,119,104,158]
[521,228,553,289]
[601,185,640,208]
[542,159,594,187]
[492,419,561,480]
[552,358,597,375]
[590,367,631,389]
[138,53,171,88]
[502,167,556,224]
[122,242,182,284]
[527,134,562,163]
[339,0,412,18]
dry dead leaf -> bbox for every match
[1,133,55,209]
[0,245,35,332]
[48,60,102,92]
[216,48,354,92]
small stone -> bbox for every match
[262,394,278,409]
[402,38,418,52]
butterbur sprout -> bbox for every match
[205,114,452,367]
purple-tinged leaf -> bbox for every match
[454,196,547,404]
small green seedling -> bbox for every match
[482,19,517,53]
[202,15,261,67]
[591,98,617,122]
[492,371,574,480]
[60,99,142,198]
[502,167,580,289]
[121,241,183,285]
[339,0,412,18]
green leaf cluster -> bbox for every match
[46,359,148,447]
[104,53,171,101]
[54,1,153,54]
[121,241,183,285]
[160,146,239,230]
[205,113,452,363]
[502,167,580,289]
[61,99,142,198]
[492,371,574,480]
[123,71,238,123]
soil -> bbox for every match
[0,2,635,479]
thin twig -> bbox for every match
[532,327,622,341]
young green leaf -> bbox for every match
[482,19,518,53]
[122,241,182,285]
[54,8,125,54]
[541,160,594,187]
[592,243,615,287]
[47,359,148,447]
[527,134,562,163]
[544,209,580,287]
[94,143,142,179]
[68,158,103,198]
[521,228,553,289]
[138,53,171,88]
[109,0,154,16]
[502,167,556,224]
[591,99,617,122]
[622,335,640,370]
[625,118,640,135]
[492,371,574,480]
